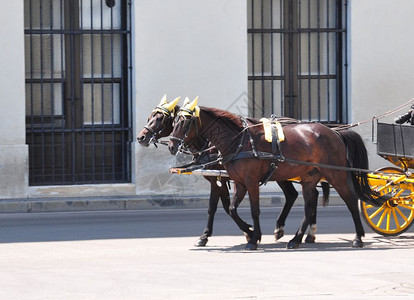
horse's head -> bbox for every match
[168,97,201,155]
[137,95,180,147]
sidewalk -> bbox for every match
[0,192,344,213]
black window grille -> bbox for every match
[248,0,348,123]
[24,0,132,185]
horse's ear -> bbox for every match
[183,97,190,107]
[187,96,199,110]
[163,96,180,111]
[158,94,167,106]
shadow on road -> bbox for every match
[190,234,414,253]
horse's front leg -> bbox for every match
[194,177,223,247]
[245,183,262,250]
[229,182,253,239]
[287,182,318,249]
[274,181,298,241]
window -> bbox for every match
[25,0,132,185]
[248,0,347,123]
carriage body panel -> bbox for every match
[377,122,414,169]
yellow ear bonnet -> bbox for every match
[158,94,167,106]
[177,96,200,117]
[153,95,180,116]
[186,96,198,110]
[163,96,180,112]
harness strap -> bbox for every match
[144,125,156,135]
[260,162,277,186]
[220,123,247,164]
[271,126,282,158]
[241,117,259,157]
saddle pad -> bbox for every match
[260,118,285,143]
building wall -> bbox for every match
[132,0,248,196]
[0,0,28,199]
[1,0,414,199]
[348,0,414,169]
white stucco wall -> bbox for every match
[0,0,28,198]
[132,0,248,196]
[2,1,414,199]
[349,0,414,169]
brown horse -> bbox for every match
[137,96,327,246]
[168,101,383,250]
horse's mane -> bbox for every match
[199,106,299,127]
[199,106,244,130]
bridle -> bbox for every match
[144,106,175,147]
[170,111,200,154]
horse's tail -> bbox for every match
[337,130,385,207]
[321,182,330,207]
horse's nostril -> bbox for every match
[137,135,145,142]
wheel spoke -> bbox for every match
[395,207,408,222]
[386,209,391,231]
[369,206,384,220]
[398,204,414,211]
[392,208,401,230]
[376,208,388,228]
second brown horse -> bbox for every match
[169,100,383,250]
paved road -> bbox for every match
[1,206,414,299]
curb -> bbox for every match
[0,192,345,214]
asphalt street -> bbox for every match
[0,205,363,243]
[1,206,413,299]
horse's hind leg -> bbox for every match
[274,181,298,241]
[304,199,318,243]
[194,177,223,247]
[331,178,365,248]
[287,182,319,249]
[304,182,330,243]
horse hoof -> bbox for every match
[244,232,253,243]
[287,241,300,249]
[305,235,315,243]
[352,239,364,248]
[274,229,284,241]
[245,242,258,250]
[194,238,208,247]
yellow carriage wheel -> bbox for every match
[359,167,414,236]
